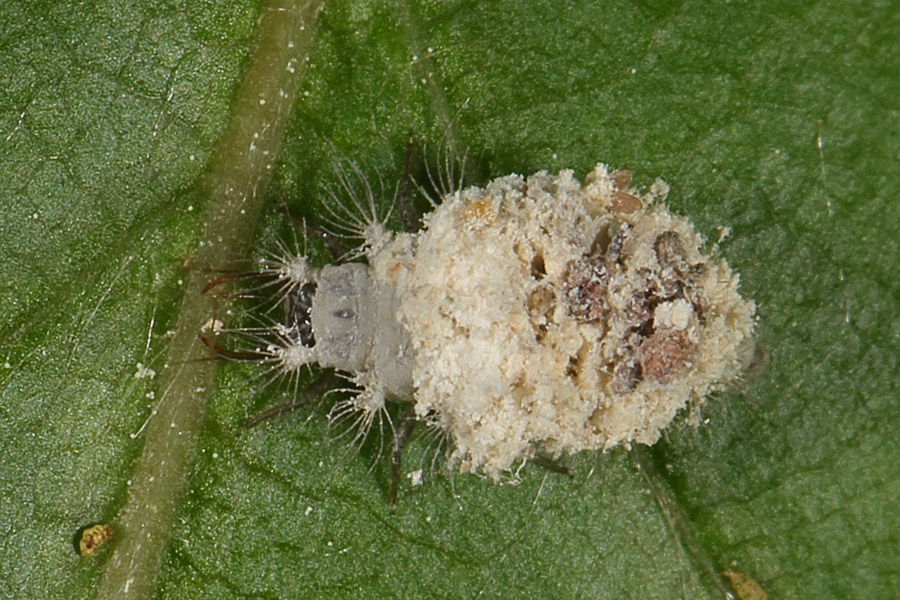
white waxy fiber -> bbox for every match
[269,164,755,480]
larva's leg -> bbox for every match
[240,371,338,431]
[390,404,418,505]
[275,202,350,260]
[528,453,571,476]
[240,396,314,432]
[396,137,422,233]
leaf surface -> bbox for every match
[1,1,897,598]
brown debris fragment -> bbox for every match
[612,357,643,393]
[654,231,690,276]
[565,256,609,323]
[610,167,633,190]
[463,198,496,223]
[527,286,557,341]
[640,329,697,384]
[610,190,642,214]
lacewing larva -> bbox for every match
[211,162,755,490]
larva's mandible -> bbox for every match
[228,163,755,483]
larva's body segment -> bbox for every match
[308,263,375,372]
[271,164,755,480]
[278,262,415,400]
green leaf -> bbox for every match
[1,1,897,598]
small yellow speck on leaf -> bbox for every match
[724,568,769,600]
[78,523,115,557]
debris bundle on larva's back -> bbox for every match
[249,164,755,481]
